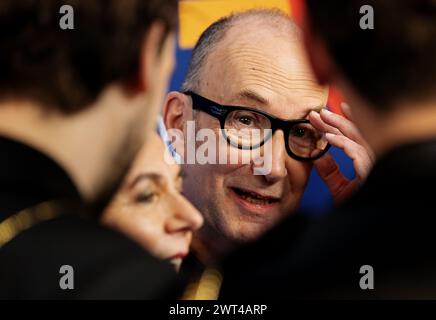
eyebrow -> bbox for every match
[235,89,270,107]
[234,89,327,120]
[128,167,184,190]
[128,173,162,190]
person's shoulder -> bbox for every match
[0,214,181,299]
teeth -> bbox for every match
[237,190,275,205]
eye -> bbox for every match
[289,125,319,149]
[237,116,254,126]
[226,110,270,131]
[136,191,157,204]
[291,127,306,138]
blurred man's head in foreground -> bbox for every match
[303,0,436,155]
[0,0,178,205]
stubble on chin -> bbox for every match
[91,123,145,216]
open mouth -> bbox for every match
[230,187,280,206]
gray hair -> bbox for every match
[181,9,299,93]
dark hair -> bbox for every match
[0,0,178,113]
[306,0,436,110]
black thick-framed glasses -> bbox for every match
[184,91,330,161]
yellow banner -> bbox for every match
[179,0,291,49]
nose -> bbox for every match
[165,192,204,234]
[260,130,287,183]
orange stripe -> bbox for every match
[179,0,291,49]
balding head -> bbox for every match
[182,9,301,93]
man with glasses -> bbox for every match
[163,9,373,265]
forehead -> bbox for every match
[199,21,328,119]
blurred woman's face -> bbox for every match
[102,133,203,270]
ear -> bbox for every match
[162,91,193,132]
[162,91,193,162]
[137,22,167,92]
[300,1,335,86]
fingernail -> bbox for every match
[325,133,335,139]
[321,108,332,115]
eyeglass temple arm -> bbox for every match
[184,91,228,118]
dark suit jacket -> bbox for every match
[0,137,179,299]
[220,139,436,299]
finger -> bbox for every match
[326,133,373,181]
[309,111,342,136]
[312,109,375,164]
[339,103,376,161]
[320,109,369,148]
[320,108,360,140]
[313,153,350,198]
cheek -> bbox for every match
[182,162,234,197]
[286,161,313,191]
[217,132,258,167]
[136,206,174,259]
[109,202,167,257]
[195,124,251,167]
